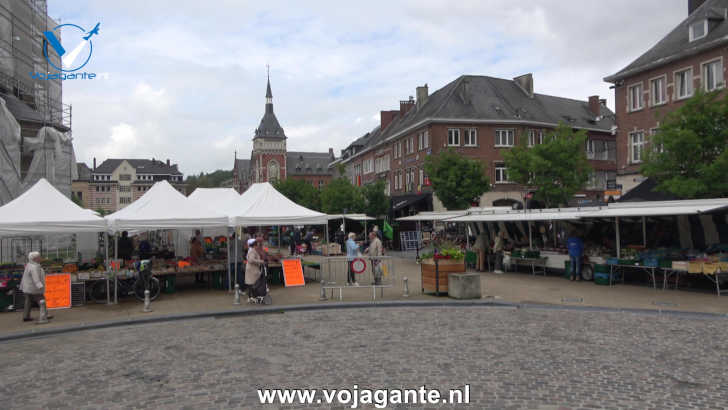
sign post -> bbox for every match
[44,273,71,309]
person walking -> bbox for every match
[245,239,265,300]
[473,232,488,272]
[365,231,384,285]
[117,231,133,260]
[304,229,313,255]
[493,231,506,274]
[567,230,584,281]
[20,252,49,322]
[345,232,360,286]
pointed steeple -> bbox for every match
[254,67,286,140]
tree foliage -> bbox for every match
[423,149,490,210]
[361,180,390,217]
[273,178,322,211]
[320,177,364,214]
[641,90,728,198]
[503,123,591,208]
[185,170,234,194]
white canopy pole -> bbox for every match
[642,216,647,247]
[234,231,238,289]
[227,229,231,287]
[528,221,532,249]
[615,216,621,258]
[466,224,470,249]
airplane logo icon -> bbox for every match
[83,23,100,41]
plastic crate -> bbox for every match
[642,257,659,268]
[688,261,703,274]
[162,274,176,294]
[658,259,673,269]
[71,282,85,307]
[594,272,610,285]
[606,257,619,265]
[564,261,571,279]
[594,264,610,273]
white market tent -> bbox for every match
[0,178,107,235]
[232,182,329,226]
[327,213,375,222]
[105,180,229,232]
[396,207,511,222]
[187,187,243,226]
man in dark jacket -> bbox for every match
[117,231,133,260]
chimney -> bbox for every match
[689,0,707,15]
[588,95,601,116]
[166,159,170,166]
[600,98,607,107]
[400,97,415,115]
[513,73,534,98]
[416,84,429,107]
[93,157,96,171]
[380,110,399,130]
[328,148,334,158]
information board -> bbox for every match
[44,273,71,309]
[282,259,305,287]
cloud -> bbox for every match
[50,0,687,176]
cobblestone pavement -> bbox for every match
[2,306,727,409]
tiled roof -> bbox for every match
[287,151,334,176]
[605,0,728,82]
[342,74,615,162]
[94,159,183,175]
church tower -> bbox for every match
[251,69,287,183]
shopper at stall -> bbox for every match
[190,237,204,266]
[365,231,383,285]
[493,231,506,274]
[473,232,488,272]
[346,232,360,286]
[304,229,313,255]
[118,231,133,260]
[20,252,50,322]
[567,230,584,281]
[372,225,383,242]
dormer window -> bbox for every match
[689,19,708,41]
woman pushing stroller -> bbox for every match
[245,238,270,304]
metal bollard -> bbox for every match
[403,277,409,298]
[319,280,328,301]
[233,284,241,305]
[143,290,152,312]
[36,299,49,324]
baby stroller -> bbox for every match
[248,264,272,305]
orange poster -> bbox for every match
[44,273,71,309]
[282,259,305,287]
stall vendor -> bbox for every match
[190,237,204,267]
[118,231,133,260]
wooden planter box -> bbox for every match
[421,258,465,294]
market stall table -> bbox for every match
[508,256,548,276]
[608,263,658,289]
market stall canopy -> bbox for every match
[232,182,329,226]
[396,207,510,221]
[579,198,728,218]
[326,214,376,221]
[0,178,106,235]
[187,187,243,226]
[105,180,229,232]
[446,207,597,222]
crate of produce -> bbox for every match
[688,261,703,274]
[703,263,720,275]
[658,258,673,268]
[619,258,639,265]
[511,250,522,258]
[719,262,728,272]
[524,250,540,259]
[606,257,619,265]
[671,261,689,271]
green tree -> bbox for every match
[503,123,591,208]
[273,178,321,211]
[642,90,728,198]
[185,169,234,194]
[71,192,83,207]
[424,149,490,210]
[320,177,364,214]
[361,180,390,217]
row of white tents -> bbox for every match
[0,178,373,236]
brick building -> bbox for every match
[340,74,617,216]
[232,73,335,192]
[73,158,186,213]
[604,0,728,195]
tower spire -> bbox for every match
[266,65,272,101]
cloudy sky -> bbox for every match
[48,0,687,176]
